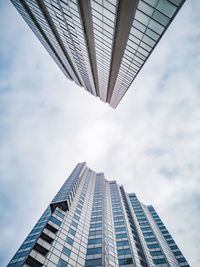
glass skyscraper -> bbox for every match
[8,163,189,267]
[11,0,185,108]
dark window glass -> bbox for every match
[114,221,124,226]
[169,245,178,250]
[54,210,65,219]
[167,239,174,244]
[114,216,124,222]
[113,211,122,216]
[15,251,29,258]
[145,237,157,243]
[173,251,182,256]
[91,216,102,222]
[141,226,151,231]
[147,243,159,249]
[66,236,73,245]
[118,258,133,265]
[116,233,127,239]
[143,232,154,237]
[115,227,126,232]
[68,228,76,236]
[76,209,81,215]
[92,211,102,216]
[85,258,102,267]
[73,215,80,221]
[89,230,102,236]
[77,204,82,210]
[177,258,187,263]
[88,238,102,245]
[58,258,68,267]
[153,258,167,264]
[139,222,149,226]
[164,235,172,239]
[150,250,163,256]
[90,223,102,229]
[161,230,168,234]
[118,248,131,255]
[138,217,147,222]
[63,246,71,256]
[117,240,129,247]
[50,216,61,226]
[71,221,78,228]
[87,247,102,255]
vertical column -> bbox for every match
[148,206,190,267]
[129,194,179,267]
[85,173,104,267]
[44,167,96,266]
[78,0,100,96]
[50,162,86,212]
[106,0,139,103]
[120,188,150,267]
[110,181,140,266]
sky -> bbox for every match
[0,0,200,266]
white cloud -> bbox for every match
[0,0,199,266]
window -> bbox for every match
[92,211,102,216]
[115,227,126,232]
[141,226,151,231]
[147,243,159,249]
[90,223,102,229]
[77,204,82,210]
[117,240,129,247]
[167,239,174,244]
[73,215,80,221]
[63,246,71,256]
[91,216,102,222]
[58,258,68,267]
[85,258,102,267]
[54,210,65,219]
[114,221,124,226]
[118,258,133,265]
[89,230,102,236]
[88,238,102,245]
[76,209,81,215]
[71,221,78,228]
[50,216,61,226]
[173,251,182,256]
[153,258,167,264]
[143,232,154,237]
[138,217,147,222]
[177,257,187,263]
[113,211,122,216]
[150,250,163,256]
[114,216,124,221]
[118,248,131,255]
[66,236,73,245]
[145,237,157,243]
[68,228,76,236]
[139,222,149,226]
[87,247,102,255]
[116,233,127,239]
[170,245,178,250]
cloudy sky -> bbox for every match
[0,0,200,266]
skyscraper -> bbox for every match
[11,0,185,108]
[8,163,189,267]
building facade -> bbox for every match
[11,0,185,108]
[8,163,189,267]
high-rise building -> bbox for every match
[8,163,189,267]
[11,0,185,108]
